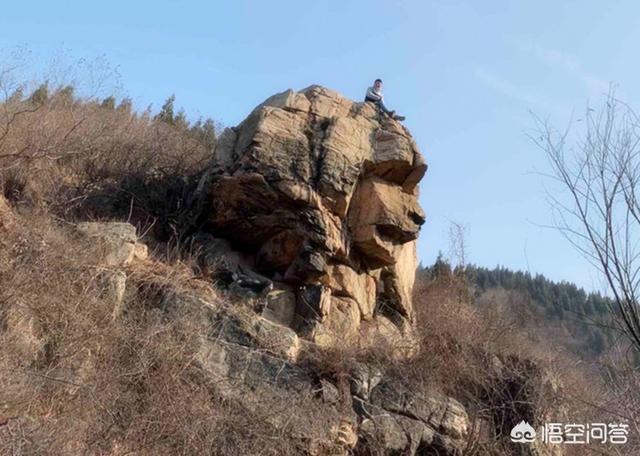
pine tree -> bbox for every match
[29,82,49,105]
[156,95,176,124]
[432,252,452,278]
[117,98,133,115]
[191,118,217,151]
[101,96,116,110]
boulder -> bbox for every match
[75,222,148,320]
[353,379,470,456]
[262,285,297,327]
[319,115,376,216]
[348,178,425,268]
[350,363,383,401]
[369,380,470,441]
[253,316,301,362]
[258,89,311,113]
[366,128,425,190]
[205,85,427,343]
[359,318,420,360]
[322,264,376,320]
[357,406,463,456]
[358,412,414,454]
[319,379,340,404]
[142,279,472,456]
[311,296,361,347]
[99,270,127,319]
[76,222,145,268]
[301,85,354,119]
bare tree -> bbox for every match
[531,87,640,354]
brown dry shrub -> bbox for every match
[0,85,214,245]
[410,270,637,455]
[0,212,315,455]
[300,268,637,455]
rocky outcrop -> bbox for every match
[204,86,427,345]
[76,222,149,319]
[140,274,469,456]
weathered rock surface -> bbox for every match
[347,367,470,454]
[0,194,14,232]
[75,222,148,319]
[144,280,468,456]
[77,222,147,267]
[205,86,427,345]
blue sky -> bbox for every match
[2,0,639,290]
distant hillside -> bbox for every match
[420,256,618,359]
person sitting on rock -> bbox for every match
[364,78,405,121]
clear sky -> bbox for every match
[2,0,639,291]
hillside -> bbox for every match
[0,82,636,455]
[422,258,617,360]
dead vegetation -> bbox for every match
[0,74,214,246]
[0,71,638,455]
[0,212,321,455]
[2,218,632,454]
[410,269,639,455]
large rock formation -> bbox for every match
[204,86,427,345]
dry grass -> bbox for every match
[0,84,213,245]
[0,80,346,455]
[409,270,639,455]
[0,211,327,455]
[300,268,639,455]
[0,214,203,454]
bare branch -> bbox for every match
[532,86,640,354]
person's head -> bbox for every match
[374,78,382,90]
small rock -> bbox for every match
[99,270,127,319]
[77,222,139,267]
[262,286,297,327]
[350,363,383,400]
[253,317,300,362]
[320,379,340,404]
